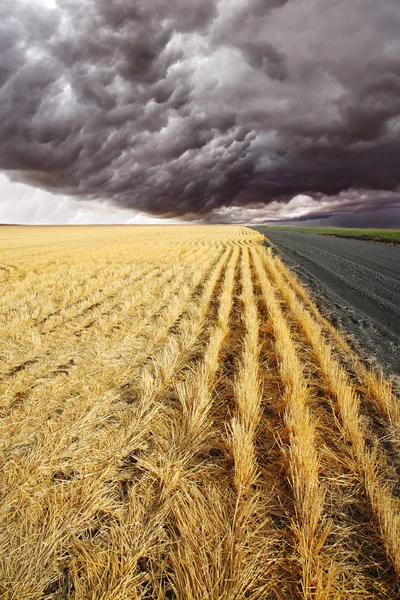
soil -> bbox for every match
[254,228,400,377]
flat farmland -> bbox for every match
[1,225,400,599]
[256,227,400,375]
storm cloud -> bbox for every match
[1,0,400,222]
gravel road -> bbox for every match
[256,229,400,375]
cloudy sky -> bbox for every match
[1,0,400,225]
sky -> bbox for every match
[1,0,400,226]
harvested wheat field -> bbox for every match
[1,225,400,599]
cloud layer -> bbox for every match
[1,0,400,222]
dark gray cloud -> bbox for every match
[273,207,400,229]
[1,0,400,223]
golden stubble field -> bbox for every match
[1,225,400,599]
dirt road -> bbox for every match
[256,228,400,374]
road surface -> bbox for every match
[256,229,400,375]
